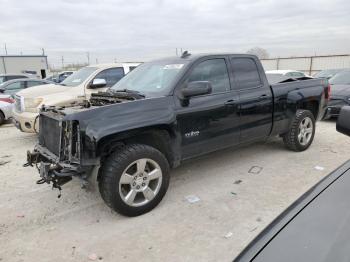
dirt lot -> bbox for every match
[0,120,349,262]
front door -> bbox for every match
[176,58,240,159]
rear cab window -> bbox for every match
[230,58,262,89]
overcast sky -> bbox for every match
[0,0,349,67]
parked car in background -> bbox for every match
[13,63,140,133]
[325,69,350,118]
[46,71,75,83]
[313,68,347,79]
[0,79,53,96]
[0,74,30,84]
[266,70,311,84]
[0,95,14,125]
[266,70,309,77]
[234,106,350,262]
[26,53,329,216]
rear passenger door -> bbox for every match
[230,57,273,142]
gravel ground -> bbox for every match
[0,120,349,262]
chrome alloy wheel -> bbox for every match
[119,158,163,207]
[298,117,313,146]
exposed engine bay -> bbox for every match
[88,89,145,106]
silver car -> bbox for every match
[0,78,53,96]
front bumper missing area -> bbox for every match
[25,150,79,197]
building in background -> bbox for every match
[0,55,48,79]
[261,54,350,76]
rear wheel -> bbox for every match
[283,110,315,152]
[98,144,170,217]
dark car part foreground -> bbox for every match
[234,106,350,262]
[26,53,329,216]
[325,70,350,118]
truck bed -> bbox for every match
[270,78,329,136]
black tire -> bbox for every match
[0,111,5,126]
[283,110,316,152]
[98,144,170,217]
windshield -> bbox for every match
[314,69,342,78]
[110,61,188,96]
[329,71,350,85]
[61,67,97,87]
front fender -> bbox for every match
[81,96,177,142]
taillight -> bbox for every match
[0,97,14,104]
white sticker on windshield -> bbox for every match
[72,79,81,83]
[163,64,184,70]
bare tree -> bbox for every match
[247,47,270,59]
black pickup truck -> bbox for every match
[27,53,330,216]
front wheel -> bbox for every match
[98,144,170,217]
[283,110,316,152]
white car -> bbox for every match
[266,70,311,77]
[266,70,312,84]
[0,95,14,125]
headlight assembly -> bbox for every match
[24,97,43,109]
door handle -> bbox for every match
[225,99,237,106]
[258,94,269,101]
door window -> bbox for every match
[188,59,230,94]
[94,67,125,87]
[26,81,46,88]
[231,58,262,89]
[5,81,25,90]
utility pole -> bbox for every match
[176,48,178,56]
[86,52,90,65]
[4,43,8,55]
[61,56,64,69]
[95,58,98,64]
[41,48,45,55]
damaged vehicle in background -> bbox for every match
[324,69,350,118]
[26,53,330,217]
[313,68,348,79]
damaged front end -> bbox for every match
[25,107,91,197]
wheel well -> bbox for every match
[97,127,178,167]
[299,101,319,119]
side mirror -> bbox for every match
[89,78,107,89]
[181,81,212,99]
[337,106,350,137]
